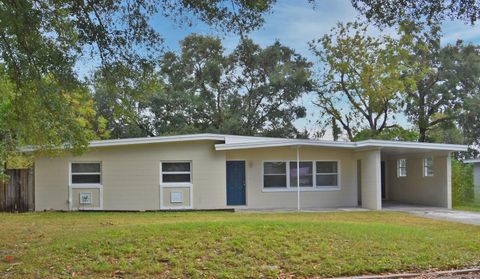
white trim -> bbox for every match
[423,156,434,177]
[355,140,467,151]
[262,187,341,192]
[397,158,407,178]
[464,159,480,163]
[69,184,102,189]
[261,160,341,192]
[160,161,192,185]
[215,138,468,152]
[68,161,104,210]
[22,133,468,153]
[159,161,193,210]
[315,160,341,189]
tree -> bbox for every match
[96,35,313,138]
[398,21,480,142]
[351,0,480,26]
[309,22,404,141]
[93,61,161,138]
[152,34,231,135]
[460,84,480,147]
[0,0,277,175]
[229,39,313,137]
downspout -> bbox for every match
[297,145,300,211]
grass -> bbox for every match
[455,202,480,212]
[1,211,479,278]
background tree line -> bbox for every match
[93,35,312,138]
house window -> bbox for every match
[263,162,287,188]
[316,161,339,187]
[79,192,93,205]
[289,161,313,187]
[71,163,101,184]
[161,162,191,183]
[397,159,407,177]
[424,157,434,177]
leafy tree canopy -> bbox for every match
[351,0,480,26]
[0,0,278,175]
[310,21,404,141]
[94,34,313,138]
[397,21,480,143]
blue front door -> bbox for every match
[226,161,246,205]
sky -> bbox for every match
[85,0,480,138]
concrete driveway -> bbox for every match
[382,202,480,225]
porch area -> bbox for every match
[356,146,453,210]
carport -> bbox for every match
[355,141,467,210]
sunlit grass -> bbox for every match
[455,202,480,212]
[1,211,479,278]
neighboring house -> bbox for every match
[464,159,480,202]
[33,134,467,211]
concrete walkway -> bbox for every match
[382,202,480,225]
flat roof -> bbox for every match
[23,133,469,152]
[215,137,468,152]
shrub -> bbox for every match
[451,159,474,206]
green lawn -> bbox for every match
[1,211,479,278]
[455,202,480,212]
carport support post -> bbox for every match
[297,145,300,211]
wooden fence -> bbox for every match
[0,168,35,212]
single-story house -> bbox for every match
[464,159,480,202]
[33,134,467,211]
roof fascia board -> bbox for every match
[215,139,468,152]
[356,140,468,151]
[89,134,225,148]
[22,134,226,152]
[215,140,355,151]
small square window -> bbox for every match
[397,159,407,177]
[79,192,92,205]
[161,162,192,184]
[315,161,339,187]
[424,157,434,177]
[71,163,101,184]
[263,162,287,188]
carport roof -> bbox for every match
[214,137,468,152]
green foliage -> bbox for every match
[95,35,313,138]
[397,21,480,143]
[310,21,403,141]
[0,0,278,176]
[312,20,480,144]
[351,0,480,26]
[353,127,419,141]
[451,159,474,206]
[93,61,161,138]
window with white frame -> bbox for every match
[423,157,434,177]
[263,161,340,189]
[263,162,287,188]
[161,162,191,183]
[71,163,101,184]
[289,161,313,187]
[316,161,339,187]
[397,159,407,177]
